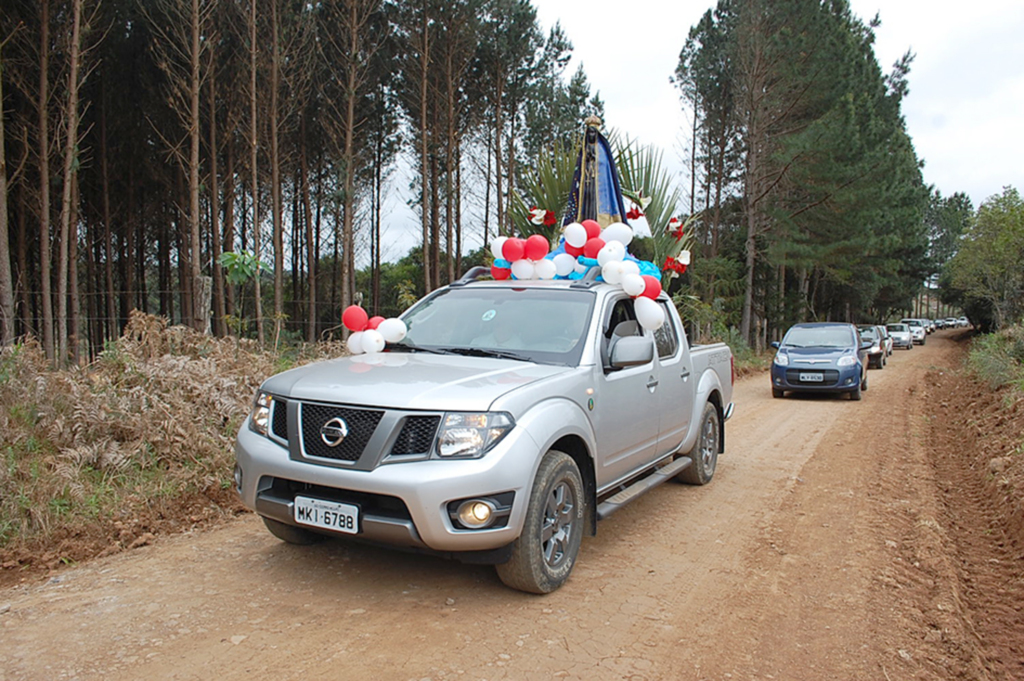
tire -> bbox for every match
[772,388,785,398]
[849,381,862,400]
[496,451,585,594]
[262,515,325,545]
[678,402,720,486]
[862,371,869,391]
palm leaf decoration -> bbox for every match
[509,144,579,243]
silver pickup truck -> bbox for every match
[234,274,734,593]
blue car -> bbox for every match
[770,322,871,400]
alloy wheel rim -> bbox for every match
[541,481,575,568]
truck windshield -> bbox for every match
[392,286,596,366]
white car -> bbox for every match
[886,323,913,350]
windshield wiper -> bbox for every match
[437,347,532,362]
[387,342,454,355]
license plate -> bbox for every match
[799,372,824,382]
[294,496,359,534]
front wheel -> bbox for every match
[496,451,585,594]
[772,388,785,399]
[678,402,720,485]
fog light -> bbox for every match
[457,500,495,529]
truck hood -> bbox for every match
[260,352,571,411]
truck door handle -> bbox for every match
[680,368,691,379]
[646,377,659,390]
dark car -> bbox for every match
[857,325,886,369]
[770,322,870,400]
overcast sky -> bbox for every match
[532,0,1024,211]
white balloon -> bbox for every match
[346,331,365,354]
[574,260,589,274]
[602,222,634,246]
[563,223,587,248]
[511,259,535,280]
[597,241,626,267]
[377,318,407,343]
[622,273,645,297]
[620,259,640,276]
[535,258,557,280]
[553,253,577,277]
[361,329,386,354]
[601,260,625,285]
[635,296,665,331]
[490,236,508,261]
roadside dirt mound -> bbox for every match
[925,341,1024,679]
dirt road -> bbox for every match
[0,332,1011,680]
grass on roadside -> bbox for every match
[0,312,341,566]
[966,324,1024,392]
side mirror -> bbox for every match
[860,340,873,351]
[770,341,781,350]
[610,336,654,368]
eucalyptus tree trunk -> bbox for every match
[269,0,284,334]
[249,0,264,343]
[188,0,205,333]
[56,0,84,364]
[38,0,55,359]
[0,42,14,345]
[417,1,432,293]
[208,43,225,336]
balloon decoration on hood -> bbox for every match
[342,305,408,355]
[487,213,696,332]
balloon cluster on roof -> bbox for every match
[341,305,408,355]
[489,217,682,331]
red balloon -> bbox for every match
[640,275,662,299]
[524,234,550,261]
[491,265,511,280]
[342,305,369,332]
[564,242,584,257]
[502,237,525,262]
[583,237,606,259]
[581,219,601,240]
[367,316,385,330]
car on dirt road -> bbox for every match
[901,318,927,344]
[770,322,871,400]
[856,325,887,369]
[886,323,914,350]
[876,324,894,356]
[234,272,735,594]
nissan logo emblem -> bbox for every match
[320,417,349,447]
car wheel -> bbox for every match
[862,371,868,391]
[496,450,585,594]
[849,381,862,401]
[678,402,720,486]
[262,516,324,545]
[772,388,785,398]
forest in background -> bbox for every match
[0,0,603,362]
[0,0,1010,365]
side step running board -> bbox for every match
[596,456,692,520]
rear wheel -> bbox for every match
[678,403,720,485]
[496,451,585,594]
[262,516,324,545]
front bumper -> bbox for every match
[770,363,862,393]
[235,418,540,553]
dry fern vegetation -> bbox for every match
[0,312,344,580]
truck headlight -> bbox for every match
[436,412,514,459]
[836,355,857,367]
[774,352,789,366]
[249,391,272,436]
